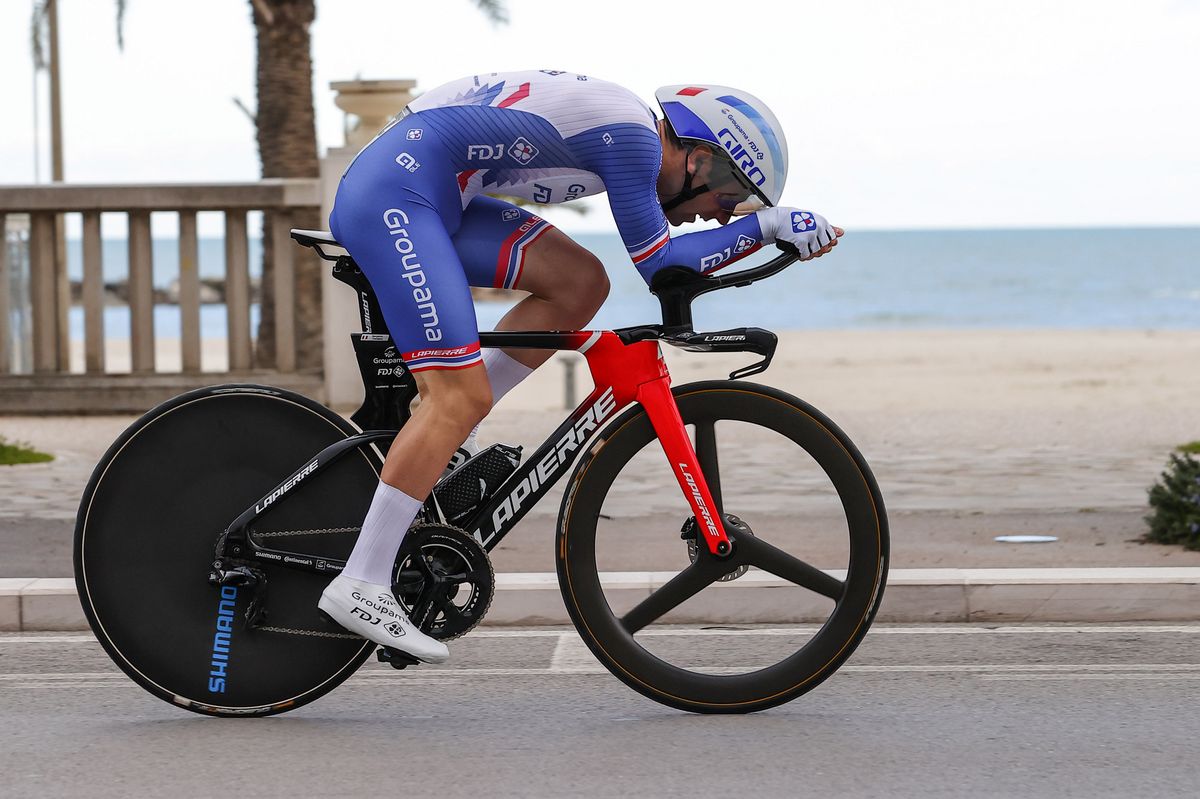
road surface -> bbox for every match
[1,623,1197,797]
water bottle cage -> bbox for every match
[428,443,523,526]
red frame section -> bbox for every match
[574,332,730,555]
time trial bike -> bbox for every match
[73,230,889,716]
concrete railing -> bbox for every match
[0,180,322,412]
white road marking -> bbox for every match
[5,663,1199,687]
[0,635,100,644]
[549,632,598,672]
[980,673,1200,681]
[0,673,126,682]
[845,663,1200,673]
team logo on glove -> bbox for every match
[791,211,817,233]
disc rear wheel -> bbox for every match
[74,385,382,717]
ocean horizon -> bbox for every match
[24,226,1200,340]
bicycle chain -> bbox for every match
[256,625,361,640]
[251,526,361,538]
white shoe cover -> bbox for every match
[318,575,449,664]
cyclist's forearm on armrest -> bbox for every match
[643,214,767,278]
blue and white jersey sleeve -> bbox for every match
[576,124,767,284]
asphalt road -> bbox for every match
[1,624,1198,797]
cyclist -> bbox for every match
[318,70,843,662]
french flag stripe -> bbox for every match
[457,169,479,192]
[505,221,551,288]
[408,355,484,372]
[494,218,550,288]
[630,231,669,264]
[408,352,482,369]
[496,82,531,108]
[406,351,484,371]
[403,342,482,367]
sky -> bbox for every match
[1,0,1197,233]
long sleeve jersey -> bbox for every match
[406,70,766,283]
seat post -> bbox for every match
[331,257,389,336]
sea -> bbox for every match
[37,227,1200,340]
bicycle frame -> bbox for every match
[469,329,730,555]
[217,327,733,578]
[214,237,804,580]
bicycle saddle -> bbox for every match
[290,229,349,261]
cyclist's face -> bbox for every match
[663,177,751,227]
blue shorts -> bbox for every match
[329,115,553,372]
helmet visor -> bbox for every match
[724,196,767,216]
[709,155,766,215]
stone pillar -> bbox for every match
[320,79,418,410]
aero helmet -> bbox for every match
[655,85,789,209]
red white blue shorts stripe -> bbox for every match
[494,216,552,289]
[402,342,483,372]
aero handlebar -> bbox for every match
[648,244,802,331]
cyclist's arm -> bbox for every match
[576,125,768,283]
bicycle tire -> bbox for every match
[556,380,889,714]
[74,384,382,717]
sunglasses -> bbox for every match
[715,192,765,215]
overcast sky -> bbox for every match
[1,0,1197,232]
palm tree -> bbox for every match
[248,0,322,369]
[34,0,508,372]
[243,0,507,370]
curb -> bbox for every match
[4,569,1200,632]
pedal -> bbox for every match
[377,646,421,670]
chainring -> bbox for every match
[391,523,494,640]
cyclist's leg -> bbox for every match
[331,130,491,499]
[455,196,610,372]
[321,128,487,660]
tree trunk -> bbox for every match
[249,0,322,370]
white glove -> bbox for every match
[755,207,838,259]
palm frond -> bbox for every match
[116,0,127,50]
[30,0,48,71]
[470,0,509,25]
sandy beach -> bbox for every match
[2,329,1198,575]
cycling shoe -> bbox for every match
[318,575,449,664]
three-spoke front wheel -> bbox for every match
[556,381,889,713]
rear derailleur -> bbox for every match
[207,559,270,628]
